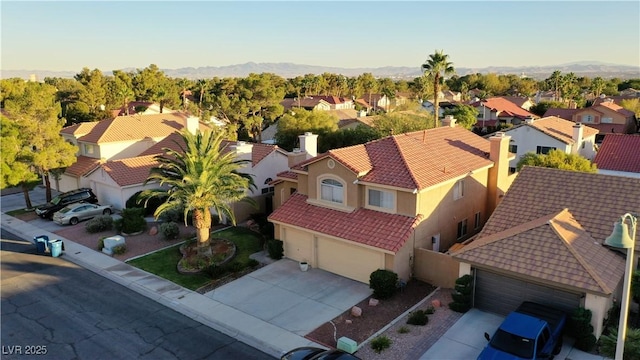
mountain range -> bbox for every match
[3,62,638,81]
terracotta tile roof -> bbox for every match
[60,122,100,136]
[597,101,636,117]
[475,166,640,248]
[138,132,185,156]
[322,127,493,190]
[250,142,280,165]
[499,96,530,108]
[474,97,536,119]
[328,109,359,120]
[453,208,625,295]
[77,113,197,144]
[525,116,599,144]
[594,134,640,173]
[474,119,499,127]
[592,96,638,107]
[276,170,298,181]
[64,156,102,177]
[268,193,422,252]
[100,155,158,187]
[543,108,579,120]
[585,123,628,135]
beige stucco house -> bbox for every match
[268,117,516,283]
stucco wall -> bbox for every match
[414,248,460,288]
[505,126,570,169]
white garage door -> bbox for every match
[317,237,384,283]
[283,228,313,263]
[474,269,581,316]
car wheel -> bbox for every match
[103,209,112,215]
[69,217,79,225]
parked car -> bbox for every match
[281,347,360,360]
[52,202,113,225]
[35,188,98,219]
[478,302,567,360]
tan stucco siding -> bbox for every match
[392,238,414,281]
[316,236,384,283]
[297,173,309,195]
[282,227,314,265]
[396,190,418,216]
[306,158,357,207]
[273,180,298,210]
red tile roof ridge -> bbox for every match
[547,211,614,293]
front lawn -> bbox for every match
[126,226,264,291]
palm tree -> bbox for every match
[141,129,255,254]
[421,50,455,127]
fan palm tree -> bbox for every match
[141,129,256,254]
[421,50,455,127]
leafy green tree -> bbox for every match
[240,73,286,142]
[620,98,640,119]
[619,78,640,91]
[320,126,380,153]
[421,49,455,126]
[443,104,479,130]
[275,108,338,151]
[74,67,107,115]
[0,116,40,207]
[516,149,596,173]
[590,77,606,98]
[409,75,432,103]
[373,111,434,135]
[142,129,255,254]
[529,101,566,117]
[356,73,379,107]
[2,82,78,202]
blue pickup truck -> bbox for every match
[478,302,567,360]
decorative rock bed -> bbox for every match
[177,238,236,275]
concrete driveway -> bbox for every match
[420,309,609,360]
[205,259,371,336]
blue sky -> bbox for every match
[2,1,639,73]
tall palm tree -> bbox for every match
[141,129,255,254]
[421,50,455,127]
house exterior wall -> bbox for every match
[306,158,358,210]
[572,109,602,125]
[96,137,162,160]
[335,101,354,110]
[250,151,290,197]
[56,174,83,193]
[505,126,570,170]
[274,180,298,208]
[414,248,460,288]
[585,293,612,338]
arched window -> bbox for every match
[320,178,343,203]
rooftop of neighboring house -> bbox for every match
[595,100,636,117]
[593,134,640,173]
[111,101,175,117]
[99,155,159,186]
[290,125,495,191]
[507,116,599,144]
[453,166,640,295]
[470,97,536,119]
[499,96,531,108]
[593,95,639,107]
[543,108,579,120]
[64,156,102,177]
[280,96,336,110]
[61,112,209,144]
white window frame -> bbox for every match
[320,178,344,204]
[367,188,395,210]
[454,179,465,200]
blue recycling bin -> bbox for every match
[49,240,63,258]
[34,235,49,254]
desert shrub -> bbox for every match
[247,258,260,268]
[449,274,473,313]
[425,306,435,314]
[370,336,392,354]
[204,264,228,279]
[158,207,195,225]
[266,239,283,260]
[85,215,113,233]
[369,269,398,300]
[113,218,123,233]
[159,222,180,240]
[407,310,429,326]
[567,307,596,352]
[120,208,146,234]
[112,244,127,255]
[97,237,106,251]
[599,328,640,360]
[397,326,410,334]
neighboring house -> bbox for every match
[593,134,640,178]
[502,116,598,173]
[619,88,640,97]
[499,96,534,111]
[534,90,560,103]
[544,100,637,138]
[452,166,640,338]
[268,118,516,284]
[358,93,390,112]
[421,100,458,119]
[439,90,462,102]
[281,96,354,111]
[58,113,291,216]
[111,101,175,117]
[471,97,538,127]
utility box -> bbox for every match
[102,235,126,256]
[337,336,357,354]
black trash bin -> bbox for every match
[34,235,49,254]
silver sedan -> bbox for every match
[53,203,113,225]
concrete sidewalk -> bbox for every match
[0,212,321,358]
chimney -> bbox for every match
[572,123,584,154]
[185,116,200,135]
[525,116,535,124]
[487,132,511,215]
[299,132,318,159]
[442,115,457,127]
[232,141,253,163]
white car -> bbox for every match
[52,202,113,225]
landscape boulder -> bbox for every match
[351,306,362,317]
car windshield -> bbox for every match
[490,329,534,359]
[51,195,62,205]
[58,206,73,214]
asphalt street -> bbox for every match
[0,228,275,360]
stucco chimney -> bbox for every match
[185,116,200,135]
[442,115,457,127]
[487,132,511,215]
[572,123,584,154]
[299,132,318,159]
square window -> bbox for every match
[536,146,555,155]
[508,144,518,153]
[454,180,464,200]
[368,189,394,209]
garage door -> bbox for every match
[283,228,313,263]
[317,237,384,283]
[474,269,581,316]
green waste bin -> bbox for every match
[49,240,63,258]
[34,235,49,254]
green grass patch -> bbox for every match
[126,226,263,290]
[6,208,36,216]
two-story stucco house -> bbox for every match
[544,100,637,140]
[471,97,538,128]
[502,116,598,173]
[268,117,515,283]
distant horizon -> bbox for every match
[2,1,639,72]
